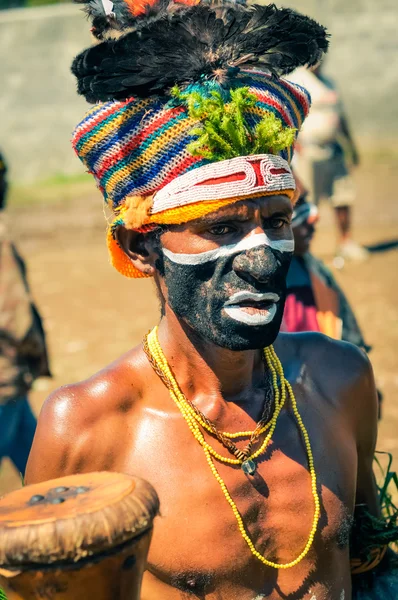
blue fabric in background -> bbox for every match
[0,397,36,476]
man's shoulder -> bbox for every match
[277,332,376,430]
[41,343,149,430]
[277,331,372,390]
[26,343,153,484]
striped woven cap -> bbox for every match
[72,71,310,214]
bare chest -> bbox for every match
[111,404,357,599]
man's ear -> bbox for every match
[115,225,159,277]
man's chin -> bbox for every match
[208,316,282,351]
[218,330,280,351]
[174,303,284,352]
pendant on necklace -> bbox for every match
[241,458,256,475]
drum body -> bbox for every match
[0,472,159,600]
[0,534,151,600]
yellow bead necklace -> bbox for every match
[144,326,320,569]
[144,331,285,467]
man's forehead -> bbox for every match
[198,195,292,224]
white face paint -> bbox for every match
[225,291,280,305]
[224,303,277,326]
[162,232,294,266]
[223,291,280,326]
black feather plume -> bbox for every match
[71,3,329,103]
[74,0,186,41]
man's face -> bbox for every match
[292,197,318,256]
[293,221,315,256]
[154,195,294,351]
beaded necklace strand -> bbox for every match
[144,329,288,471]
[144,334,274,462]
[144,327,320,569]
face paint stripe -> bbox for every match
[224,304,278,326]
[162,233,294,266]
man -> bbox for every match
[283,190,369,350]
[0,149,51,477]
[288,62,368,264]
[26,2,394,598]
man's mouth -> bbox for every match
[223,292,280,326]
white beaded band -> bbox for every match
[151,154,295,215]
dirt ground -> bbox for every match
[1,156,397,497]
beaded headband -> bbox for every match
[71,1,328,277]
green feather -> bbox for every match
[351,452,398,562]
[173,86,295,161]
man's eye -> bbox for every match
[270,218,288,229]
[208,225,234,236]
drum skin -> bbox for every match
[0,472,159,600]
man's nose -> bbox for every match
[232,244,280,285]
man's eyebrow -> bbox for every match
[265,208,293,218]
[196,210,251,225]
[191,202,293,227]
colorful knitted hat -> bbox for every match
[71,0,328,277]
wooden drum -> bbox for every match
[0,472,159,600]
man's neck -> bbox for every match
[156,310,266,405]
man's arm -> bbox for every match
[339,112,360,167]
[315,336,379,514]
[25,386,82,484]
[352,352,380,515]
[26,355,144,485]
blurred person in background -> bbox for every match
[289,61,369,264]
[0,149,51,478]
[283,183,385,418]
[283,189,369,350]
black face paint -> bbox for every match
[158,242,292,351]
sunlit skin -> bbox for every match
[26,195,379,600]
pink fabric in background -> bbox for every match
[283,290,320,333]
